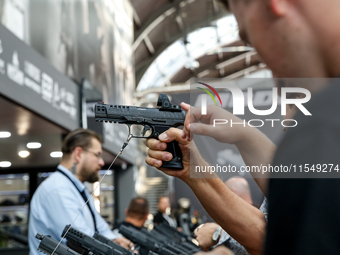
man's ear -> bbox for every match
[73,147,83,163]
[269,0,289,16]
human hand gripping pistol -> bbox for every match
[95,94,186,170]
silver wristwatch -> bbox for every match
[212,226,222,243]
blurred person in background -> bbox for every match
[114,197,149,255]
[225,177,253,206]
[191,210,203,232]
[29,129,133,255]
[116,197,149,231]
[153,196,176,228]
[175,197,193,236]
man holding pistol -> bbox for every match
[145,0,340,254]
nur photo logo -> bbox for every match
[196,81,312,128]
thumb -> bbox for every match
[158,128,185,144]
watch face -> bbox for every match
[213,230,219,242]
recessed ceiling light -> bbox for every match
[18,150,30,158]
[0,161,11,168]
[0,132,11,138]
[27,142,41,149]
[50,151,63,158]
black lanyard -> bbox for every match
[56,169,98,232]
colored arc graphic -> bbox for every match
[197,87,217,106]
[197,82,223,106]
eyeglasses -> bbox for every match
[85,150,103,160]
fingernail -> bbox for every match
[164,154,172,161]
[181,131,186,139]
[159,133,168,140]
[155,160,162,168]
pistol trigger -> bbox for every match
[142,125,151,137]
[150,126,158,138]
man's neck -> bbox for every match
[303,0,340,78]
[60,161,84,182]
[125,217,144,228]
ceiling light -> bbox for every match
[27,142,41,149]
[0,132,11,138]
[0,161,11,168]
[18,150,30,158]
[50,151,63,158]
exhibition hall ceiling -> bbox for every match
[130,0,267,90]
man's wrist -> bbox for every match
[180,154,214,183]
[234,125,256,147]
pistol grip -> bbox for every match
[153,126,183,170]
[162,140,183,170]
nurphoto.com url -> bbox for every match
[194,164,340,175]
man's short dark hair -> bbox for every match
[127,197,149,220]
[61,128,101,159]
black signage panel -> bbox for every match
[0,24,79,130]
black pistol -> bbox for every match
[35,233,90,255]
[93,231,134,255]
[119,225,176,255]
[62,225,131,255]
[95,94,186,170]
